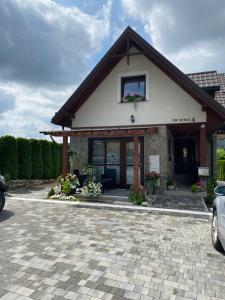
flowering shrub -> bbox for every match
[50,194,77,201]
[195,181,203,189]
[81,164,96,179]
[145,172,160,182]
[128,185,146,205]
[60,174,80,195]
[191,181,204,193]
[47,173,80,198]
[81,181,102,198]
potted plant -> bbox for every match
[144,172,160,194]
[167,177,176,190]
[191,181,203,193]
[81,164,96,181]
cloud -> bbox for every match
[121,0,225,73]
[0,90,15,114]
[0,82,73,138]
[0,0,112,87]
[0,0,112,138]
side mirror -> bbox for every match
[214,185,225,196]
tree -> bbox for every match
[0,135,18,180]
[17,138,32,179]
[40,140,52,179]
[30,139,43,179]
[52,142,61,178]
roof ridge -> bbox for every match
[187,70,217,75]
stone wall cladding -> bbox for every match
[166,127,174,179]
[7,179,56,190]
[144,126,168,189]
[71,130,169,190]
[205,134,216,177]
[70,137,89,172]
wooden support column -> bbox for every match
[200,124,207,166]
[62,135,68,177]
[133,135,139,193]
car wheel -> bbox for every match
[212,209,224,251]
[0,191,5,212]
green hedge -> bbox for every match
[217,160,225,181]
[0,135,18,180]
[0,135,62,180]
[17,138,32,179]
[40,140,53,179]
[30,139,43,179]
[52,142,61,179]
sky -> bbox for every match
[0,0,225,139]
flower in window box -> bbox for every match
[125,93,145,102]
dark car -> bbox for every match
[212,185,225,251]
[0,175,8,212]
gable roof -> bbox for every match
[187,70,225,106]
[52,26,225,127]
[187,71,219,89]
[215,73,225,105]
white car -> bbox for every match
[212,185,225,251]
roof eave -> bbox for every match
[52,26,225,126]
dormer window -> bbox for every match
[121,75,146,102]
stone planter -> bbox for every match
[168,185,175,191]
[145,180,154,195]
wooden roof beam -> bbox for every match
[40,127,158,138]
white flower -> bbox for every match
[81,181,102,198]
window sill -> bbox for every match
[119,97,148,103]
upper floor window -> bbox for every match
[117,70,149,103]
[121,75,146,102]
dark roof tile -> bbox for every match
[215,73,225,106]
[187,71,219,88]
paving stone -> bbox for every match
[1,292,20,300]
[0,199,225,300]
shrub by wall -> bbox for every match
[17,138,32,179]
[0,135,18,180]
[217,148,225,160]
[40,140,52,179]
[52,142,61,178]
[30,139,43,179]
[217,160,225,181]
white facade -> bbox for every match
[72,51,206,128]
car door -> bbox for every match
[217,196,225,248]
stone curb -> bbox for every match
[7,196,212,219]
[200,195,209,212]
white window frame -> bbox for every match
[117,70,150,102]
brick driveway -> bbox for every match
[0,199,225,300]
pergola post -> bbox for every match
[133,135,139,193]
[200,124,207,166]
[62,135,68,177]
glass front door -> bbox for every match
[124,141,141,186]
[106,141,120,184]
[89,138,143,187]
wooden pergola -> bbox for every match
[41,127,158,192]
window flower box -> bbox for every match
[122,94,145,103]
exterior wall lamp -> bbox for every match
[130,115,135,123]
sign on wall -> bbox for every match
[172,117,196,123]
[198,167,209,177]
[149,155,160,173]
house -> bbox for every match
[186,71,225,149]
[42,27,225,191]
